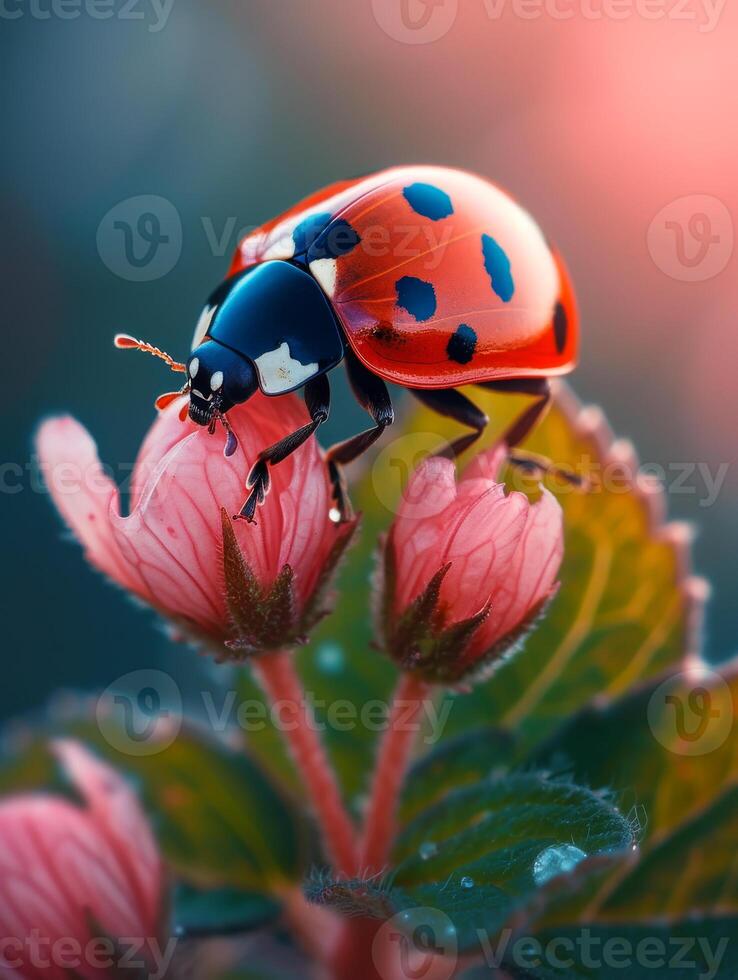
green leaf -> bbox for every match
[521,661,738,927]
[0,718,307,893]
[532,659,738,843]
[399,727,515,825]
[174,883,280,935]
[310,773,634,954]
[600,785,738,921]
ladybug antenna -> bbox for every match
[114,333,186,373]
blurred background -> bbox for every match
[2,0,736,721]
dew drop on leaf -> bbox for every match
[533,844,587,885]
[460,876,474,889]
[316,643,345,674]
[419,841,438,860]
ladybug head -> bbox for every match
[186,340,258,427]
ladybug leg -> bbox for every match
[481,378,583,486]
[410,388,489,459]
[324,349,395,521]
[236,374,331,523]
[482,378,552,448]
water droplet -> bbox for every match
[533,844,587,886]
[419,841,438,860]
[460,876,474,889]
[316,643,344,674]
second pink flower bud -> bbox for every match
[378,444,564,684]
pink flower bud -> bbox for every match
[0,741,165,978]
[36,396,355,659]
[378,445,564,684]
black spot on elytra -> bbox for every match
[395,276,437,321]
[446,324,477,364]
[481,234,514,302]
[402,183,454,221]
[308,219,361,261]
[553,302,568,353]
[292,211,333,256]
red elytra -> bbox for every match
[228,165,578,389]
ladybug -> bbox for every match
[116,165,578,521]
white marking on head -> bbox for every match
[192,389,213,401]
[309,258,338,297]
[192,305,217,351]
[188,357,200,379]
[210,370,224,391]
[254,342,319,394]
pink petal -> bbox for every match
[391,456,459,611]
[52,741,162,935]
[129,396,193,509]
[461,442,507,484]
[470,488,564,657]
[40,394,348,644]
[35,417,152,601]
[438,489,530,621]
[0,746,163,975]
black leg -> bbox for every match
[325,349,395,519]
[480,378,551,448]
[481,378,582,486]
[410,387,489,459]
[236,374,331,522]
